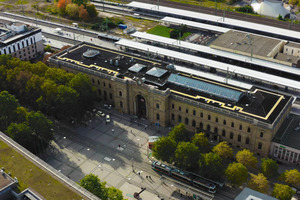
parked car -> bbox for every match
[97,110,105,117]
[106,115,111,123]
[104,104,112,110]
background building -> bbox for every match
[0,21,44,61]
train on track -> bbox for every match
[152,160,217,194]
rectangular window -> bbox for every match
[260,132,264,138]
[231,122,234,128]
[216,118,218,123]
[98,80,100,85]
[109,84,111,88]
[171,114,175,120]
[179,106,181,111]
[156,113,160,120]
[208,115,211,120]
[200,113,203,118]
[247,127,251,132]
[156,104,160,109]
[186,109,188,114]
[103,82,106,87]
[120,101,123,108]
[172,104,174,109]
[223,120,226,125]
[239,125,242,130]
[193,110,196,116]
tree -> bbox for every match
[6,122,32,146]
[79,4,89,21]
[79,174,107,199]
[199,152,224,181]
[281,169,300,188]
[57,0,71,15]
[72,0,88,6]
[169,123,188,143]
[212,141,233,160]
[68,73,96,117]
[236,149,258,169]
[86,3,98,18]
[106,187,125,200]
[289,0,298,6]
[152,136,177,163]
[66,3,79,19]
[191,132,210,153]
[272,184,295,200]
[248,173,269,193]
[175,141,199,170]
[27,111,54,145]
[225,162,248,187]
[0,91,20,129]
[260,158,278,178]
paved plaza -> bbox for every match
[44,109,194,200]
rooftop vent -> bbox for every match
[83,49,100,58]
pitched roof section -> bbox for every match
[168,74,244,102]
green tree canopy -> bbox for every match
[175,141,199,170]
[260,158,278,178]
[79,174,107,199]
[106,187,125,200]
[248,173,269,193]
[225,162,248,187]
[72,0,87,6]
[199,152,224,181]
[27,111,54,144]
[86,3,98,18]
[212,141,233,160]
[66,3,79,19]
[169,123,188,143]
[0,90,20,129]
[281,169,300,188]
[236,149,258,169]
[6,122,33,149]
[191,132,210,153]
[272,184,295,200]
[152,136,177,163]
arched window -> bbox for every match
[258,142,262,150]
[214,127,218,134]
[238,135,241,142]
[171,114,175,120]
[246,137,250,144]
[200,122,203,129]
[185,118,189,125]
[207,125,211,132]
[222,130,226,137]
[208,115,211,120]
[192,120,196,127]
[230,132,234,139]
[156,113,160,120]
[119,91,122,97]
[178,115,182,123]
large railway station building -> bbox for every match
[49,42,294,157]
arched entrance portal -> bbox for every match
[136,95,147,118]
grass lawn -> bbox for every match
[0,140,84,200]
[147,25,173,37]
[147,25,192,40]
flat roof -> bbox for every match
[235,187,278,200]
[131,31,300,76]
[162,16,230,33]
[273,113,300,150]
[51,42,292,124]
[211,30,282,57]
[285,42,300,48]
[0,172,15,191]
[116,39,300,90]
[127,1,300,40]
